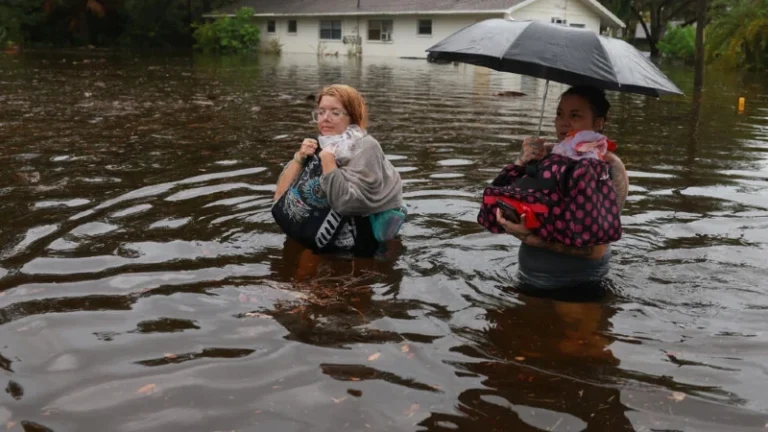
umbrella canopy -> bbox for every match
[426,18,683,97]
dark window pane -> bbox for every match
[288,20,297,33]
[267,20,276,33]
[418,20,432,35]
[320,20,342,40]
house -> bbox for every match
[208,0,625,58]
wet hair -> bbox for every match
[316,84,368,129]
[562,86,610,122]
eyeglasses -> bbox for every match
[311,108,349,122]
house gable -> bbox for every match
[508,0,625,28]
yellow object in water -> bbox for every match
[738,97,746,113]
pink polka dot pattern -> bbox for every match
[478,154,622,247]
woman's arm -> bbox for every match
[498,211,608,259]
[273,157,303,201]
[274,139,319,201]
[604,151,628,211]
[521,232,608,260]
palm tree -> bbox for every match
[706,0,768,69]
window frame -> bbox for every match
[287,20,298,34]
[267,19,276,34]
[319,19,342,40]
[367,19,394,42]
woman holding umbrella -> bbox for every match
[427,19,681,291]
[494,85,629,292]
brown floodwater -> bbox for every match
[1,51,767,432]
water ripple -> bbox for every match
[0,53,767,431]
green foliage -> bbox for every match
[119,0,191,47]
[658,24,696,61]
[0,0,45,47]
[0,0,240,48]
[0,5,23,46]
[706,0,768,69]
[602,0,632,23]
[192,8,260,53]
[626,0,699,57]
[118,0,239,47]
[263,37,282,54]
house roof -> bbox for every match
[209,0,624,28]
[210,0,523,16]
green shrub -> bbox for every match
[0,4,25,46]
[658,24,696,61]
[119,0,190,48]
[193,7,260,53]
[263,37,282,54]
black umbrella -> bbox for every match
[426,18,683,133]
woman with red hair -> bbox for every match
[272,84,405,257]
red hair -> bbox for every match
[316,84,368,130]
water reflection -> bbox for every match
[1,52,768,431]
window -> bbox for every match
[368,19,393,41]
[551,17,567,25]
[418,19,432,36]
[288,20,297,34]
[267,20,276,33]
[320,20,342,40]
[569,23,585,28]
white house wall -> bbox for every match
[259,14,500,58]
[259,17,337,55]
[360,15,499,58]
[511,0,601,32]
[256,0,604,58]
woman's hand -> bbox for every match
[496,208,536,244]
[516,137,548,166]
[319,149,337,174]
[276,139,316,201]
[497,207,607,259]
[294,138,318,164]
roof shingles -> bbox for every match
[216,0,527,15]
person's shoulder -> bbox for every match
[602,152,626,172]
[355,134,385,155]
[357,133,380,146]
[603,151,622,161]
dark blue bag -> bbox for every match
[271,153,378,255]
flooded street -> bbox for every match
[1,52,768,431]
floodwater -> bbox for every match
[1,52,767,432]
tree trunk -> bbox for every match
[632,6,657,57]
[649,6,661,57]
